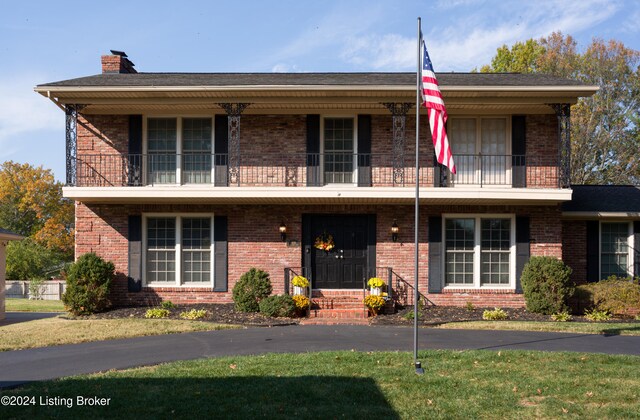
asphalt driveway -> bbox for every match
[1,325,639,388]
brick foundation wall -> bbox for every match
[562,220,587,285]
[75,203,562,308]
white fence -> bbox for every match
[5,280,66,300]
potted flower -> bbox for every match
[292,275,309,296]
[292,295,310,317]
[367,277,385,296]
[364,295,385,316]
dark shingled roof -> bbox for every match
[38,72,588,88]
[563,185,640,213]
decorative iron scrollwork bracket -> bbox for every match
[218,103,250,186]
[382,102,413,186]
[65,104,86,186]
[549,103,571,188]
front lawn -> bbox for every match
[436,321,640,336]
[3,350,639,418]
[0,317,238,351]
[5,298,65,312]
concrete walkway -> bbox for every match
[1,325,639,388]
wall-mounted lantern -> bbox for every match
[391,219,399,243]
[279,221,287,242]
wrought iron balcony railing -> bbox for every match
[71,153,561,188]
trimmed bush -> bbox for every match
[259,295,296,318]
[482,307,507,320]
[232,268,273,312]
[145,308,170,319]
[161,300,176,309]
[62,253,115,316]
[520,256,574,315]
[575,276,640,317]
[179,309,207,320]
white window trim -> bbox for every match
[320,115,358,187]
[143,115,216,185]
[448,116,512,188]
[599,221,634,279]
[142,213,215,288]
[442,213,516,289]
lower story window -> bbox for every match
[445,215,514,288]
[601,222,631,278]
[145,215,213,286]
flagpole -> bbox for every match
[414,16,424,375]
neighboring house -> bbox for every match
[0,229,23,321]
[36,50,616,313]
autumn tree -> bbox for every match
[479,32,640,184]
[0,161,74,279]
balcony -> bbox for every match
[65,153,569,205]
[73,153,561,188]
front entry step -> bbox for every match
[299,294,370,325]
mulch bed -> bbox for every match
[88,303,299,327]
[87,303,637,327]
[370,305,639,325]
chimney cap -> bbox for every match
[109,50,128,57]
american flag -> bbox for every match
[421,40,456,174]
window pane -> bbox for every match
[182,218,211,283]
[146,218,176,283]
[182,118,212,184]
[601,223,629,278]
[445,219,475,285]
[480,218,510,285]
[147,118,177,184]
[324,118,354,184]
[450,119,477,184]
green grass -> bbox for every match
[0,317,238,351]
[2,350,639,419]
[5,298,65,312]
[436,321,640,336]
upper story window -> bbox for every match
[449,117,510,185]
[600,222,633,279]
[444,215,515,288]
[323,117,355,184]
[145,117,213,185]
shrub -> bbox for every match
[62,253,115,316]
[584,308,611,322]
[259,295,296,318]
[576,276,640,317]
[520,256,574,315]
[482,307,507,320]
[179,309,207,320]
[403,310,415,320]
[551,311,573,322]
[292,295,310,311]
[291,275,309,288]
[145,308,170,319]
[465,301,475,311]
[28,278,47,300]
[232,268,273,312]
[160,300,176,310]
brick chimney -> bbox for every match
[101,50,137,74]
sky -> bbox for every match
[1,0,638,182]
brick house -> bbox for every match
[35,50,636,315]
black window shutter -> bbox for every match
[634,221,640,278]
[515,216,530,293]
[128,215,142,292]
[512,116,526,188]
[306,115,320,186]
[428,216,443,293]
[586,221,600,282]
[214,216,228,292]
[214,115,229,186]
[357,115,372,187]
[128,115,143,186]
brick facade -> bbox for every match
[561,220,588,285]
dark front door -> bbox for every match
[303,214,375,289]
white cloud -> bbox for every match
[0,74,61,159]
[341,34,415,70]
